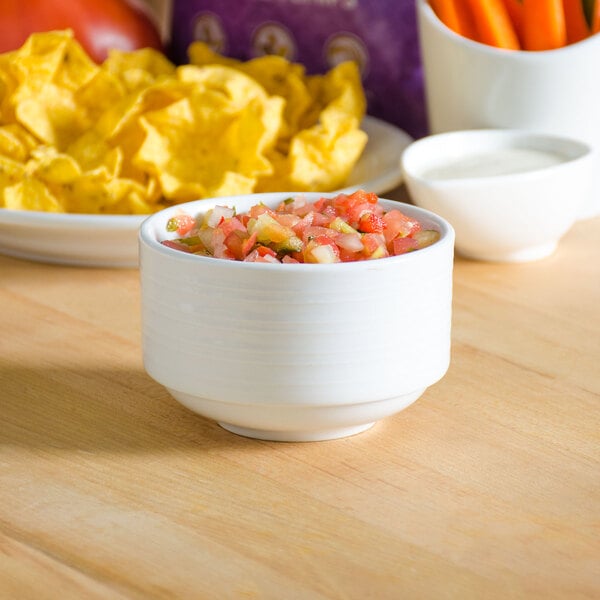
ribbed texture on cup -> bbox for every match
[140,238,453,407]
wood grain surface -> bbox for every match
[1,197,599,599]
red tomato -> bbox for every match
[348,190,378,205]
[302,226,336,244]
[161,239,192,253]
[256,245,277,258]
[224,230,247,261]
[217,216,245,238]
[383,210,421,243]
[167,214,196,236]
[248,204,273,219]
[0,0,162,63]
[358,212,385,234]
[312,197,328,213]
[291,212,314,237]
[224,230,258,260]
[362,233,388,258]
[392,237,419,255]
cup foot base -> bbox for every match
[167,386,427,443]
[219,421,375,442]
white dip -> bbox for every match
[424,148,565,180]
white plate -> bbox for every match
[0,116,412,268]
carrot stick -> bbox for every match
[563,0,590,43]
[501,0,524,41]
[522,0,568,50]
[429,0,478,40]
[593,0,600,33]
[464,0,521,49]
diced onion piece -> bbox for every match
[336,232,364,252]
[311,244,339,264]
[197,227,215,252]
[413,229,440,249]
[206,205,235,228]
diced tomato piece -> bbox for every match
[337,191,383,226]
[292,212,314,237]
[312,197,327,212]
[322,204,337,220]
[211,228,229,259]
[332,193,350,212]
[311,211,332,226]
[383,209,422,243]
[346,202,372,227]
[224,230,244,260]
[348,189,378,205]
[257,254,281,263]
[338,248,362,262]
[289,202,313,217]
[248,204,273,219]
[224,229,258,260]
[392,236,419,255]
[242,231,258,255]
[358,212,385,234]
[362,233,389,259]
[218,216,246,238]
[244,248,280,263]
[274,213,301,228]
[256,245,277,258]
[166,214,197,236]
[303,225,337,244]
[161,239,192,252]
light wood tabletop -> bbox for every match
[1,191,599,599]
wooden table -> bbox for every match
[1,191,599,599]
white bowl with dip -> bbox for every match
[401,129,594,262]
[139,192,454,442]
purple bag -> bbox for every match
[169,0,427,139]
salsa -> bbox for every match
[161,190,440,263]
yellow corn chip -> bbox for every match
[0,124,39,162]
[0,32,368,215]
[3,178,63,212]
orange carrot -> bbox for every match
[429,0,478,40]
[464,0,521,49]
[522,0,568,50]
[593,0,600,34]
[563,0,590,43]
[501,0,524,41]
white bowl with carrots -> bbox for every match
[139,192,455,442]
[427,0,599,51]
[418,0,600,219]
